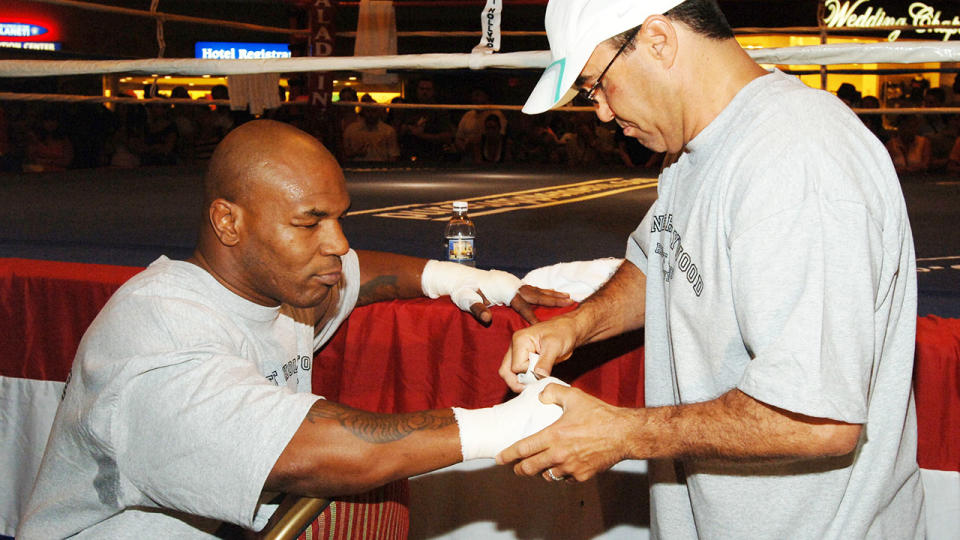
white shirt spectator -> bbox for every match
[343,118,400,162]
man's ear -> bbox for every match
[209,198,241,247]
[639,15,679,69]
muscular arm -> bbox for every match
[500,385,861,482]
[352,250,573,324]
[354,250,427,306]
[266,399,461,497]
[267,377,565,496]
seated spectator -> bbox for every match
[858,95,889,144]
[328,86,360,161]
[24,109,74,172]
[920,87,949,136]
[386,95,405,131]
[456,88,506,155]
[194,85,236,161]
[558,113,599,166]
[170,86,199,164]
[907,76,930,104]
[140,103,179,166]
[107,103,146,169]
[470,113,511,165]
[836,82,861,108]
[920,87,957,170]
[342,94,400,163]
[397,78,455,162]
[337,86,360,131]
[949,74,960,106]
[287,75,309,102]
[61,103,112,170]
[886,114,932,174]
[592,118,619,164]
[515,113,563,164]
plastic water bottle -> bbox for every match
[444,201,476,266]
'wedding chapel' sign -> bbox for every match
[823,0,960,40]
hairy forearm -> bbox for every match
[267,399,461,497]
[624,389,861,462]
[570,260,647,346]
[354,250,427,306]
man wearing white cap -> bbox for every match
[499,1,924,538]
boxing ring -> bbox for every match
[2,1,960,538]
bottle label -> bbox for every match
[447,238,475,263]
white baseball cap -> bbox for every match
[522,0,685,114]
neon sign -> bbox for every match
[195,42,291,59]
[0,22,47,38]
[0,14,61,44]
[824,0,960,41]
[0,41,59,51]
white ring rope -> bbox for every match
[748,41,960,65]
[4,42,960,79]
[0,52,552,78]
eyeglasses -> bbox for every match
[579,26,641,105]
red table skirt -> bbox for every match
[1,257,956,474]
[313,299,644,412]
[914,314,960,472]
[0,258,142,382]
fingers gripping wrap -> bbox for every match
[452,377,567,461]
[517,352,541,386]
[421,259,522,312]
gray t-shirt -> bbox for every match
[18,250,360,538]
[626,71,924,539]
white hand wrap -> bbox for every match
[516,352,541,386]
[453,376,567,461]
[421,259,522,312]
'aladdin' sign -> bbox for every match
[824,0,960,40]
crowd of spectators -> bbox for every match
[12,75,960,176]
[840,76,960,177]
[327,79,664,169]
[0,84,254,173]
[0,78,665,175]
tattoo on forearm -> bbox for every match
[357,275,400,305]
[307,401,455,443]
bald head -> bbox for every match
[203,119,338,207]
[192,119,352,308]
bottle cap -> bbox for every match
[452,201,468,211]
